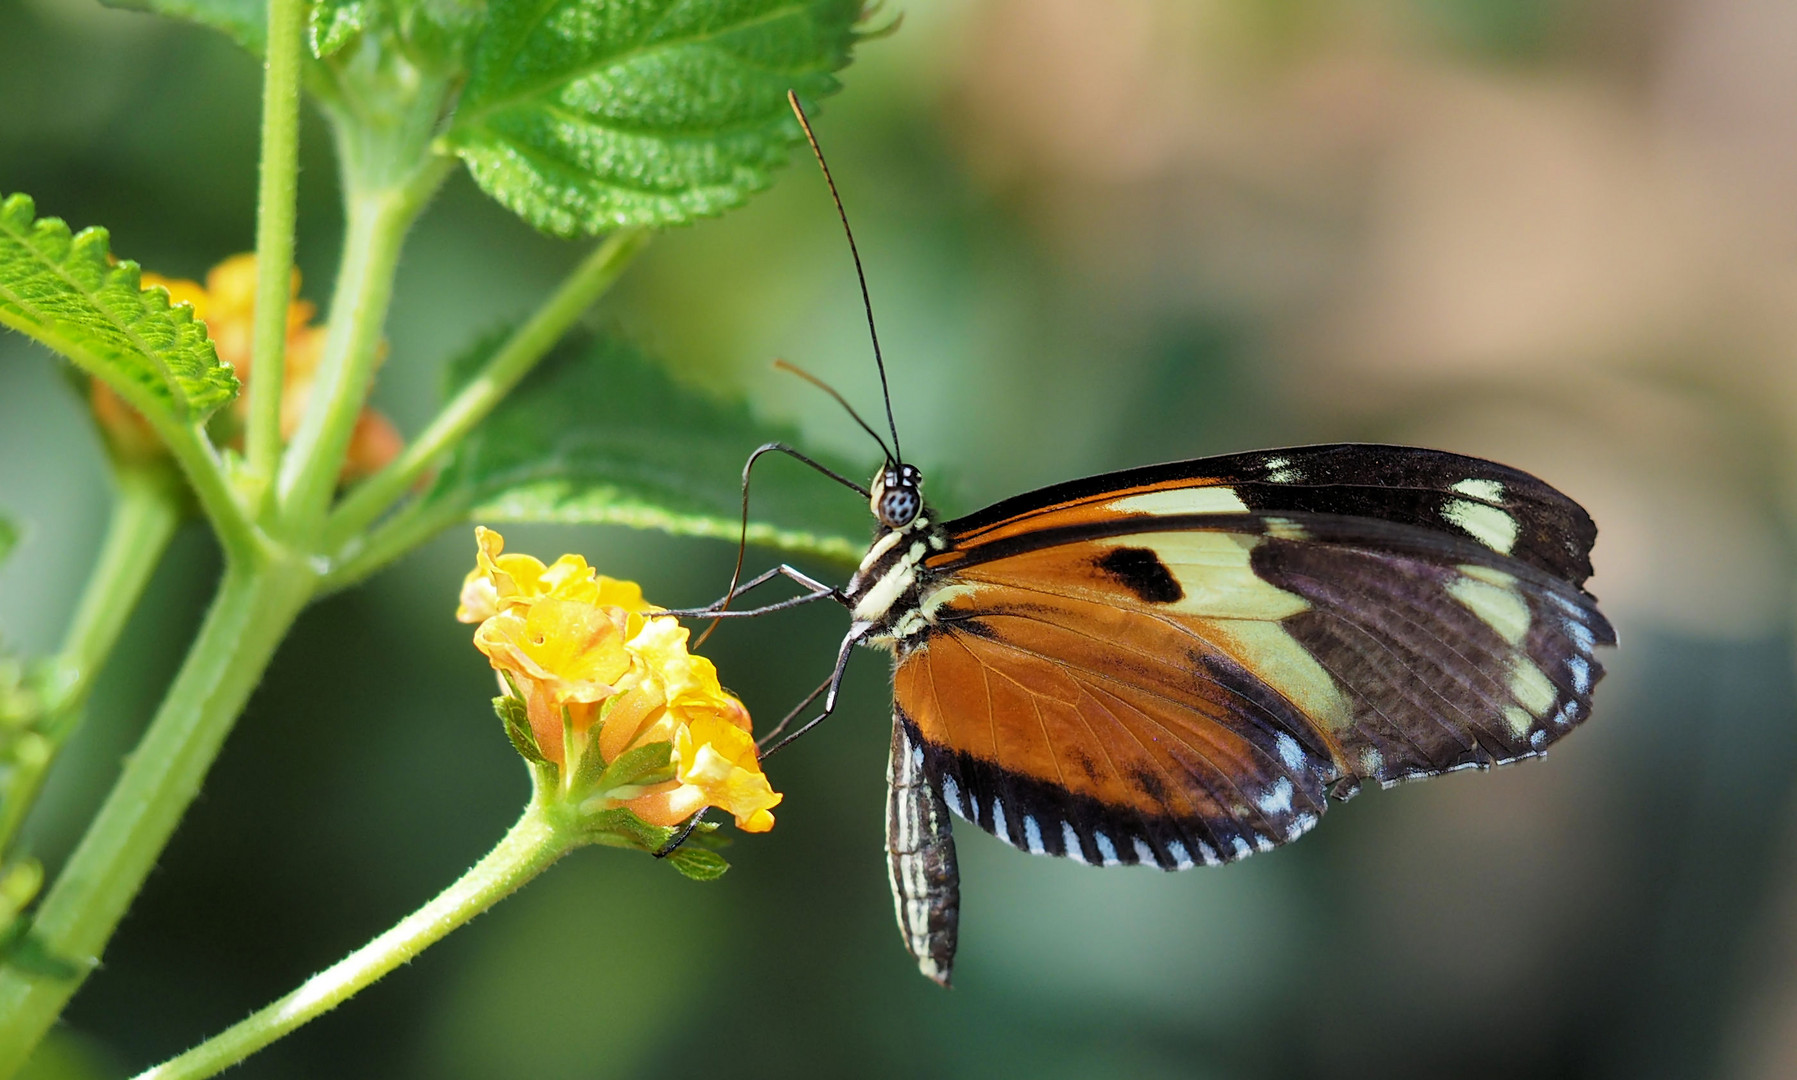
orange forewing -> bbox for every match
[896,578,1336,855]
[942,474,1227,556]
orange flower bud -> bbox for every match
[94,255,401,485]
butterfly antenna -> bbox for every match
[787,89,903,464]
[774,359,892,463]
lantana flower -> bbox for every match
[90,254,402,479]
[459,528,782,834]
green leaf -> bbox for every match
[309,0,369,57]
[664,847,729,882]
[100,0,267,53]
[444,0,866,233]
[567,697,620,792]
[0,195,238,427]
[582,807,676,851]
[591,740,674,795]
[399,0,492,67]
[423,329,869,562]
[492,694,549,766]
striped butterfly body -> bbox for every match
[840,444,1614,985]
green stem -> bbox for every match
[244,0,307,503]
[155,420,264,565]
[0,562,317,1075]
[316,495,461,594]
[274,179,428,534]
[0,464,184,859]
[324,226,652,549]
[133,800,577,1080]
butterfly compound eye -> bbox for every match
[877,465,923,528]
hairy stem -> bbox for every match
[156,420,263,565]
[0,562,317,1075]
[0,464,185,860]
[244,0,308,501]
[318,495,461,594]
[274,177,432,533]
[133,799,577,1080]
[324,226,651,548]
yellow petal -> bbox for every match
[457,568,502,624]
[670,713,781,831]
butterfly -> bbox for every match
[671,94,1617,987]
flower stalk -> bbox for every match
[132,795,579,1080]
[116,532,777,1079]
[244,0,308,502]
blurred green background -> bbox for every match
[5,0,1797,1077]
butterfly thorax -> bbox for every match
[843,463,952,652]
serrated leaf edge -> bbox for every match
[0,193,236,422]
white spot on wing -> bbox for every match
[1442,498,1519,555]
[1508,658,1557,718]
[1168,840,1195,869]
[1263,456,1301,483]
[1133,838,1157,865]
[1451,478,1506,502]
[1062,822,1087,864]
[1567,656,1591,693]
[1023,815,1044,853]
[1230,836,1252,859]
[1107,487,1248,516]
[940,774,961,813]
[1257,777,1295,816]
[1360,747,1385,776]
[992,800,1008,839]
[1196,618,1351,729]
[1095,832,1119,866]
[1276,732,1304,771]
[1127,532,1310,621]
[1448,571,1530,645]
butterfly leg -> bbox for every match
[664,564,846,619]
[755,673,832,749]
[658,629,862,856]
[759,622,871,758]
[652,809,710,858]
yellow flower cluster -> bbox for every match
[91,254,402,479]
[458,528,781,833]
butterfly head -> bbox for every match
[871,463,924,530]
